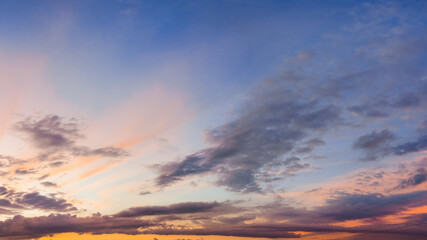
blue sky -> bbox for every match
[0,1,427,240]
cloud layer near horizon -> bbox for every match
[0,191,427,239]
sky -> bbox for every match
[0,0,427,239]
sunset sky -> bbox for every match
[0,0,427,239]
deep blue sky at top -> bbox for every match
[0,0,375,110]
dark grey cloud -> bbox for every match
[392,168,427,190]
[13,115,81,150]
[348,91,421,119]
[141,226,301,239]
[70,146,129,158]
[258,190,427,226]
[140,221,427,239]
[156,74,341,192]
[114,202,222,218]
[0,199,23,209]
[15,192,77,212]
[37,174,49,180]
[353,129,396,161]
[138,191,151,196]
[392,92,421,108]
[0,212,303,239]
[295,138,325,154]
[216,214,256,225]
[305,138,325,146]
[256,156,311,184]
[12,115,128,163]
[353,131,427,161]
[348,105,389,118]
[0,187,77,213]
[313,191,427,221]
[344,233,427,240]
[0,196,425,239]
[0,187,8,195]
[393,135,427,155]
[14,169,36,175]
[49,161,64,167]
[41,182,57,188]
[353,130,396,150]
[217,169,261,193]
[0,213,153,239]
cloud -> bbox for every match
[114,202,222,218]
[13,115,81,150]
[313,191,427,221]
[0,155,25,167]
[0,187,8,196]
[0,196,425,239]
[353,130,396,150]
[353,129,396,161]
[217,169,261,193]
[294,138,326,154]
[0,187,77,213]
[0,208,17,215]
[0,211,300,239]
[348,105,389,118]
[49,161,64,167]
[156,73,341,192]
[353,130,427,160]
[14,169,37,175]
[348,92,421,119]
[1,2,427,239]
[0,213,153,239]
[152,5,427,191]
[41,181,57,188]
[37,174,50,180]
[392,168,427,190]
[393,135,427,155]
[0,199,24,209]
[141,226,301,239]
[140,221,427,239]
[70,146,129,158]
[392,92,421,108]
[15,192,77,212]
[345,233,427,240]
[12,115,129,161]
[261,190,427,225]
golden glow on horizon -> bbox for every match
[36,233,273,240]
[35,232,362,240]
